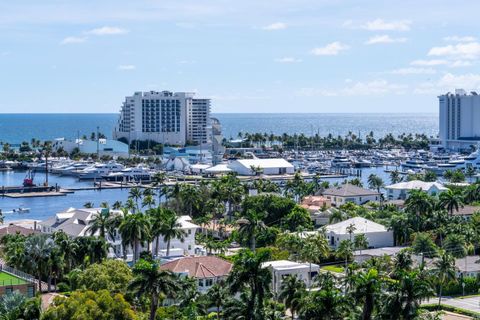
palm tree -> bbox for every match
[147,206,167,257]
[368,174,384,193]
[328,209,345,224]
[119,212,151,263]
[86,208,114,239]
[129,187,143,211]
[439,189,464,216]
[159,210,186,257]
[352,268,382,320]
[129,262,180,320]
[142,194,156,209]
[237,210,267,250]
[207,281,228,320]
[432,251,457,306]
[405,189,434,231]
[227,249,272,320]
[300,234,329,288]
[390,170,402,184]
[279,274,306,319]
[412,232,438,266]
[112,200,123,210]
[443,233,467,258]
[336,239,354,271]
[24,234,54,292]
[152,171,167,203]
[354,233,369,255]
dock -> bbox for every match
[3,191,68,198]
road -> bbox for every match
[425,296,480,314]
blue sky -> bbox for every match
[1,0,480,113]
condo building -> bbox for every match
[439,89,480,151]
[113,91,211,146]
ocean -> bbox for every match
[0,113,439,144]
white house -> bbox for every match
[325,217,394,249]
[322,184,380,206]
[228,158,294,176]
[262,260,320,293]
[153,215,200,257]
[39,208,200,260]
[160,256,232,293]
[385,180,448,200]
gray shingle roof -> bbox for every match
[323,184,380,197]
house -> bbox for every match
[262,260,320,293]
[353,246,407,263]
[300,195,331,212]
[451,205,480,218]
[0,224,40,238]
[153,216,200,257]
[322,184,380,206]
[228,158,294,176]
[385,180,448,200]
[160,256,232,292]
[39,208,200,260]
[325,217,394,249]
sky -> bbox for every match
[1,0,480,113]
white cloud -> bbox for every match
[118,65,136,71]
[365,35,407,45]
[391,67,436,75]
[274,57,302,63]
[410,59,448,66]
[443,36,476,42]
[311,42,349,56]
[362,19,411,31]
[428,42,480,59]
[297,79,407,97]
[262,22,287,31]
[60,36,87,45]
[86,26,128,36]
[449,60,472,67]
[415,73,480,94]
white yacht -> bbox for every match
[331,155,351,168]
[103,165,152,182]
[59,162,92,176]
[78,162,124,180]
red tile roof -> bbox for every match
[0,224,40,237]
[160,256,232,279]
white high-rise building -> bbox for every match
[439,89,480,151]
[113,91,211,146]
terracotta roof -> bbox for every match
[0,224,40,236]
[160,256,233,279]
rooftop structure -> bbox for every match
[325,217,393,248]
[385,180,448,200]
[228,158,294,175]
[322,184,380,206]
[52,138,129,157]
[262,260,320,292]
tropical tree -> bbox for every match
[129,187,143,211]
[352,268,382,320]
[129,260,180,320]
[443,233,467,258]
[354,233,369,255]
[86,208,115,240]
[24,233,55,291]
[119,212,151,263]
[207,281,228,320]
[159,209,186,257]
[368,174,384,193]
[336,239,354,270]
[279,274,306,319]
[432,251,457,306]
[412,232,438,266]
[405,189,434,231]
[390,170,402,184]
[237,210,267,250]
[439,189,464,216]
[227,249,272,320]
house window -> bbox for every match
[27,285,34,298]
[205,278,213,287]
[188,229,192,235]
[198,279,203,287]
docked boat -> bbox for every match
[103,165,152,182]
[331,155,351,168]
[78,162,124,180]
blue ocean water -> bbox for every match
[0,113,438,144]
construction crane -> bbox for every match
[23,169,36,187]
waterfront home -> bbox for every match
[160,256,232,293]
[228,158,294,175]
[322,184,380,206]
[385,180,448,200]
[261,260,320,293]
[325,217,394,249]
[0,224,40,238]
[52,138,129,157]
[38,208,200,260]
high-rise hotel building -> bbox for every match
[113,91,211,146]
[439,89,480,151]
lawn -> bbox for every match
[0,271,27,286]
[321,265,344,273]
